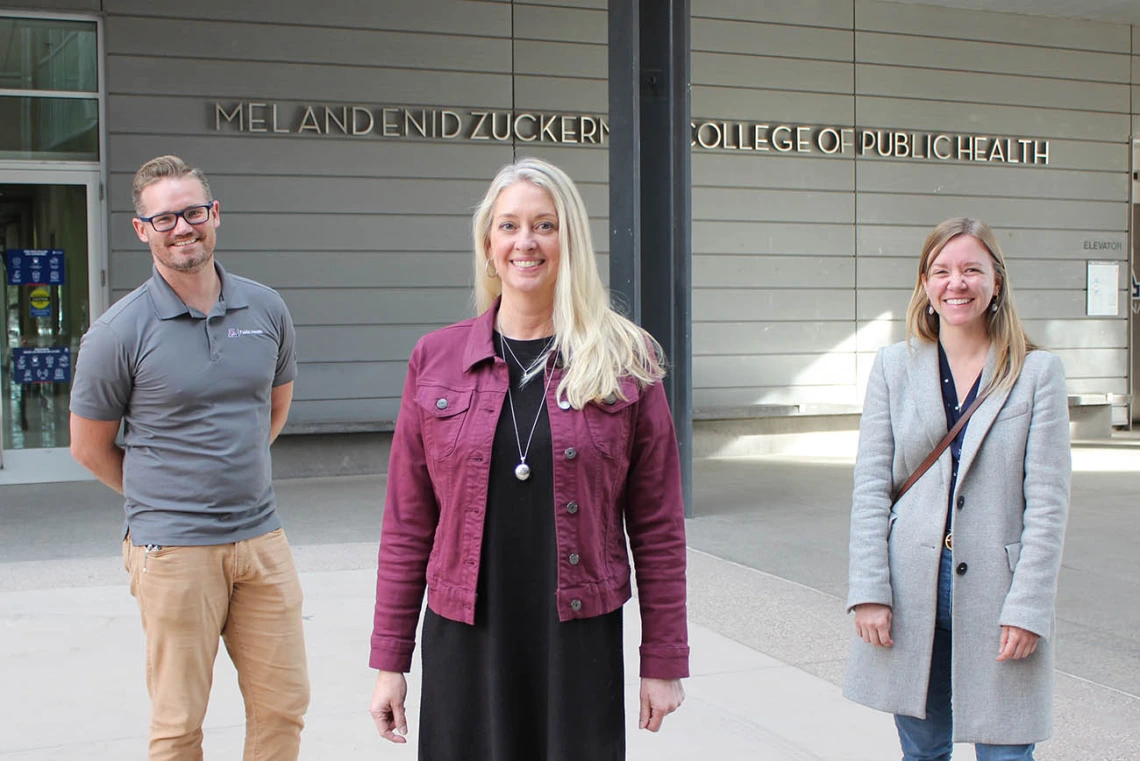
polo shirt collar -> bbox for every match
[462,298,500,372]
[148,261,249,319]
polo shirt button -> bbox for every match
[566,501,579,514]
[565,447,577,460]
[570,599,582,611]
[436,398,448,410]
[956,563,968,576]
[558,399,571,410]
[569,553,580,565]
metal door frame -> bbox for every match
[0,165,105,483]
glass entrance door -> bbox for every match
[0,168,103,483]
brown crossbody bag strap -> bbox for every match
[891,385,994,505]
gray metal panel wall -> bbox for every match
[79,0,1136,427]
[692,0,860,409]
[99,0,605,428]
[854,0,1131,404]
[691,0,1134,411]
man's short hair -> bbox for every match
[132,155,213,215]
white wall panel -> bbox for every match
[695,255,854,288]
[857,63,1130,113]
[856,162,1127,202]
[855,0,1131,52]
[104,0,511,36]
[107,56,513,107]
[695,0,853,28]
[694,54,852,94]
[854,30,1132,83]
[693,18,853,60]
[512,4,606,44]
[106,18,513,72]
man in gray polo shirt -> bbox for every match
[69,155,309,761]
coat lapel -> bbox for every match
[955,344,1013,486]
[907,341,946,449]
[906,341,951,487]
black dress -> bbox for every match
[419,334,626,761]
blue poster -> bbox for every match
[11,346,71,384]
[5,249,66,286]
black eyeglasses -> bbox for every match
[137,203,214,232]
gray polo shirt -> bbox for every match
[70,262,297,546]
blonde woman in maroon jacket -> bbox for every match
[368,157,689,760]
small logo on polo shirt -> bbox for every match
[227,328,266,338]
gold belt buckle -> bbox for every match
[944,532,953,551]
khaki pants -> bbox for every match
[123,528,310,761]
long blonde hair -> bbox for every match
[904,217,1036,393]
[472,158,664,408]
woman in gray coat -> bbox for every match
[845,218,1070,761]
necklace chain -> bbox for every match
[500,333,555,388]
[500,331,556,481]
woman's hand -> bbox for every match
[853,603,894,647]
[996,625,1039,661]
[370,670,409,743]
[639,677,684,732]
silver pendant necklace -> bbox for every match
[501,333,555,388]
[500,331,556,481]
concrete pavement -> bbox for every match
[1,443,1138,759]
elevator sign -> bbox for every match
[5,249,65,286]
[12,346,71,384]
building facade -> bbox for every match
[1,0,1137,483]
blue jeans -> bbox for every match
[894,548,1035,761]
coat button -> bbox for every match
[558,399,571,410]
[565,447,577,460]
[435,398,448,410]
[566,501,579,514]
[956,495,965,509]
[603,392,617,405]
[570,599,582,611]
[956,562,968,575]
[569,553,580,565]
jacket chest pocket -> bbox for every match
[416,384,473,459]
[583,385,639,459]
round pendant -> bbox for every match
[514,462,531,481]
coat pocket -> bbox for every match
[415,384,473,458]
[583,380,641,459]
[995,401,1029,423]
[1004,542,1023,572]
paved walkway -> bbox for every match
[1,443,1138,759]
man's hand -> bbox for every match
[638,677,684,732]
[370,670,409,743]
[853,603,894,647]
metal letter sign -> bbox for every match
[12,347,71,384]
[5,249,66,286]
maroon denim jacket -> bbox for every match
[370,304,689,678]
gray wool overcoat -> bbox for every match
[844,340,1070,745]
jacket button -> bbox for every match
[566,501,579,514]
[569,553,580,565]
[435,398,448,410]
[956,495,965,509]
[603,392,617,405]
[570,599,582,611]
[565,447,577,460]
[956,562,968,575]
[558,399,571,410]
